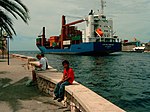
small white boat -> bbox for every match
[133,46,145,52]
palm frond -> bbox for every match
[0,10,16,37]
[0,0,30,36]
[0,0,30,23]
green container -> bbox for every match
[52,42,57,47]
[36,38,41,42]
[72,36,81,40]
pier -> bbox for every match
[10,54,125,112]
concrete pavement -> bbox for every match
[0,56,68,112]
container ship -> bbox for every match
[36,0,121,55]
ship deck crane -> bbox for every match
[61,15,85,49]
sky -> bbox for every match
[10,0,150,51]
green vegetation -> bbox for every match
[0,0,30,37]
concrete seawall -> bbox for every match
[12,54,125,112]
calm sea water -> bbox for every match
[11,51,150,112]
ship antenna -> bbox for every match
[101,0,106,15]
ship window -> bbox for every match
[117,39,120,42]
[94,24,99,28]
[94,20,99,22]
[101,38,105,42]
[104,26,108,27]
[105,38,111,42]
[102,15,106,18]
[104,30,108,32]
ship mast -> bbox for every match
[101,0,106,15]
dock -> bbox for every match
[11,54,125,112]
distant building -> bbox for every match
[122,38,141,52]
[145,41,150,52]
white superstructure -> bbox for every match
[82,0,120,43]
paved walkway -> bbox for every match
[0,56,68,112]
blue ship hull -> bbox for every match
[37,42,121,55]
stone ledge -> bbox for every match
[36,71,125,112]
[11,54,125,112]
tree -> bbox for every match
[0,0,30,37]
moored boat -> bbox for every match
[133,46,145,52]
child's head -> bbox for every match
[36,54,41,60]
[62,60,69,68]
[41,53,44,57]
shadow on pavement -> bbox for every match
[0,77,47,111]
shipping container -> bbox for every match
[72,36,81,41]
[49,36,59,47]
[36,38,42,45]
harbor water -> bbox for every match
[11,51,150,112]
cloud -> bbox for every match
[10,0,150,51]
[104,0,150,41]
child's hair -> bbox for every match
[41,53,44,57]
[62,60,69,66]
[36,54,41,58]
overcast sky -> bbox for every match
[10,0,150,51]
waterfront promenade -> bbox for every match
[0,54,125,112]
[0,56,67,112]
